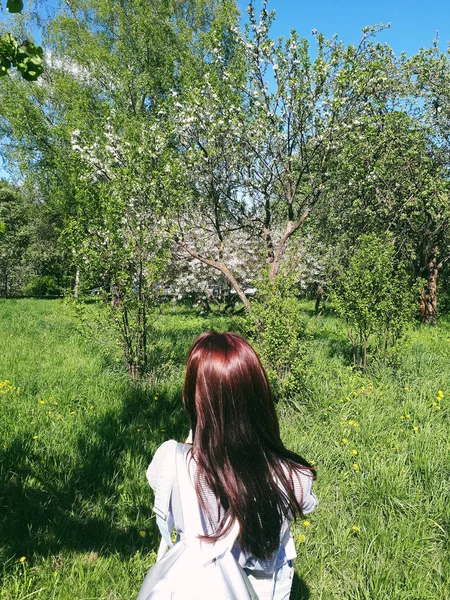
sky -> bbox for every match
[238,0,450,56]
[2,0,450,180]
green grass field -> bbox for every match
[1,299,449,599]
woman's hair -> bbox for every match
[182,331,314,559]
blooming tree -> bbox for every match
[169,1,402,313]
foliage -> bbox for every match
[22,275,61,297]
[0,180,69,297]
[248,273,307,398]
[0,181,31,297]
[0,0,242,377]
[311,105,450,324]
[0,1,44,81]
[333,234,422,369]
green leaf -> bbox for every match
[6,0,23,13]
[0,56,11,75]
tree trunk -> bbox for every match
[422,251,439,325]
[269,207,311,283]
[73,267,80,298]
[315,285,323,314]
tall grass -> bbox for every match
[0,299,448,599]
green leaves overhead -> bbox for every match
[0,0,44,80]
[0,34,44,80]
[6,0,24,12]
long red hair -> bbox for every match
[182,331,313,559]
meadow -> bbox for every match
[0,299,449,599]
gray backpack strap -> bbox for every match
[153,440,178,548]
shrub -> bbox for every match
[247,274,307,399]
[332,234,422,369]
[23,275,62,297]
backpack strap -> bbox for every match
[175,443,241,563]
[153,440,177,549]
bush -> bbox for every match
[247,274,307,399]
[23,276,62,297]
[332,234,422,369]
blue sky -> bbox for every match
[2,0,449,56]
[239,0,450,56]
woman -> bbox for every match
[146,332,318,600]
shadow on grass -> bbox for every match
[1,377,311,599]
[0,383,188,564]
[290,571,310,599]
[145,314,242,371]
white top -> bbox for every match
[147,440,318,575]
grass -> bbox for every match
[0,298,449,599]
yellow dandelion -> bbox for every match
[348,420,354,425]
[406,414,411,419]
[19,556,26,563]
[139,530,147,537]
[437,390,444,397]
[435,405,441,410]
[353,463,359,470]
[351,526,360,532]
[70,411,76,415]
[414,426,419,432]
[38,400,45,405]
[303,521,311,527]
[33,435,38,440]
[400,415,405,420]
[352,449,358,455]
[340,421,347,425]
[342,438,349,444]
[297,534,306,543]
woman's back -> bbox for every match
[147,440,318,574]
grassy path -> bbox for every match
[0,299,449,599]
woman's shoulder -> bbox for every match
[146,440,193,490]
[280,459,318,515]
